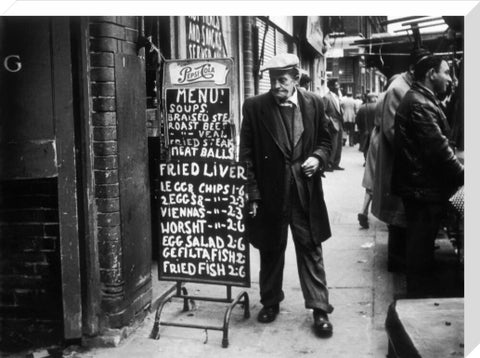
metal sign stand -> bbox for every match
[150,281,249,348]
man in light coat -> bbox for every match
[240,53,334,337]
[341,92,357,147]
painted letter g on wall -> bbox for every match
[4,55,22,73]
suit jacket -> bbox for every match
[239,89,332,250]
[323,91,343,132]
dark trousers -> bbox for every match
[259,182,333,313]
[344,122,355,146]
[329,126,343,168]
[403,199,445,296]
[387,224,407,272]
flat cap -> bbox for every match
[261,53,299,72]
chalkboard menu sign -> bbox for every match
[159,58,249,287]
[158,161,249,286]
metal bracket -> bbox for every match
[150,282,250,348]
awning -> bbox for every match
[350,30,463,78]
[324,35,365,58]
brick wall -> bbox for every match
[89,17,152,326]
[0,178,63,350]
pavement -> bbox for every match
[14,144,460,358]
[70,144,405,358]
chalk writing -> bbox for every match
[166,88,234,160]
[158,161,249,286]
[187,16,225,59]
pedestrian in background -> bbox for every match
[323,78,345,171]
[353,94,364,146]
[299,69,312,90]
[354,94,364,115]
[355,93,378,163]
[392,55,464,296]
[357,92,382,229]
[240,53,334,337]
[371,47,430,272]
[357,75,401,229]
[340,92,356,147]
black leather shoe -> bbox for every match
[358,213,369,229]
[257,304,279,323]
[324,164,334,172]
[313,309,333,337]
[333,166,345,171]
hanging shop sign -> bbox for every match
[186,16,225,59]
[159,58,249,287]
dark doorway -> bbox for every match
[0,17,82,351]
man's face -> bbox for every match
[431,60,452,95]
[329,81,340,95]
[269,70,297,101]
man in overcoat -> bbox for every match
[239,53,334,336]
[323,78,345,171]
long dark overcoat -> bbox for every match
[239,89,332,250]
